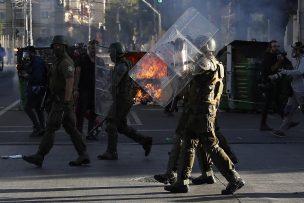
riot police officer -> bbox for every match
[164,37,245,194]
[97,42,152,160]
[22,35,90,167]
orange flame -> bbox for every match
[144,83,162,100]
[132,53,168,103]
[134,88,143,103]
[136,53,167,79]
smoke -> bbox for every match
[157,0,296,50]
[26,0,297,51]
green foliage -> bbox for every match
[105,0,140,43]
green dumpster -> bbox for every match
[232,63,256,111]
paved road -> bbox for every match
[0,67,304,202]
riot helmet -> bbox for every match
[173,38,185,52]
[50,35,68,48]
[194,36,216,53]
[109,42,126,62]
[22,46,34,61]
[25,46,35,53]
[51,35,68,57]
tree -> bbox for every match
[104,0,156,47]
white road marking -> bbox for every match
[0,130,65,133]
[130,111,143,125]
[0,126,33,128]
[0,100,20,117]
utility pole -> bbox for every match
[141,0,161,39]
[23,0,33,46]
[11,1,15,48]
[24,0,28,46]
[116,6,121,41]
[29,0,33,45]
[88,0,91,41]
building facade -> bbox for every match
[0,0,106,48]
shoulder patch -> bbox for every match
[67,66,74,72]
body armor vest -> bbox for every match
[188,58,224,111]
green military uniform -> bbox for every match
[100,57,152,159]
[160,96,212,176]
[37,53,87,157]
[165,56,244,194]
[176,57,237,181]
[22,35,89,167]
[157,86,237,184]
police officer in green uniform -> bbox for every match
[164,37,245,194]
[154,82,215,185]
[154,92,238,186]
[22,35,90,167]
[97,42,152,160]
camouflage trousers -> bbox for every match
[165,110,212,177]
[175,105,239,184]
[166,109,236,178]
[37,102,87,156]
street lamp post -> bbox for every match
[88,0,91,41]
[141,0,162,39]
[11,1,15,48]
[116,6,121,41]
[28,0,33,45]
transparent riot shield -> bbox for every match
[95,45,114,117]
[129,7,219,107]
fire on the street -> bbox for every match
[136,53,168,79]
[132,53,168,103]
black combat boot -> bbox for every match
[22,154,44,167]
[97,151,118,160]
[142,137,152,156]
[221,177,245,195]
[164,182,189,193]
[287,121,300,130]
[69,154,90,166]
[154,173,176,184]
[191,174,216,185]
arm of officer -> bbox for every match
[113,63,128,87]
[190,57,215,75]
[73,58,81,92]
[62,60,75,103]
[73,65,81,100]
[65,78,74,102]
